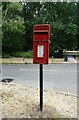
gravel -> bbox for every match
[0,83,78,118]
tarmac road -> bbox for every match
[2,63,77,95]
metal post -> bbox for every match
[40,64,43,111]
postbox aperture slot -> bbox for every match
[34,32,48,41]
[34,32,48,34]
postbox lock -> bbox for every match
[39,40,42,44]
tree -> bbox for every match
[2,17,25,53]
[38,2,77,56]
[77,2,79,50]
[2,2,25,53]
[2,2,78,56]
[22,2,41,50]
[0,2,2,56]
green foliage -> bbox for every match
[2,17,25,53]
[11,51,33,58]
[2,53,11,58]
[2,2,78,57]
[2,51,33,58]
[2,2,25,53]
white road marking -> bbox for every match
[20,69,77,72]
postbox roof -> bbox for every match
[33,24,50,31]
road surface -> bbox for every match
[1,63,77,95]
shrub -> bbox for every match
[2,53,11,58]
[11,50,33,58]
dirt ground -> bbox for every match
[0,83,78,118]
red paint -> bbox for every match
[33,24,50,64]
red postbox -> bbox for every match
[33,24,50,64]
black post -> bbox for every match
[40,64,43,111]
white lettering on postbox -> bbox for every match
[37,45,44,58]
